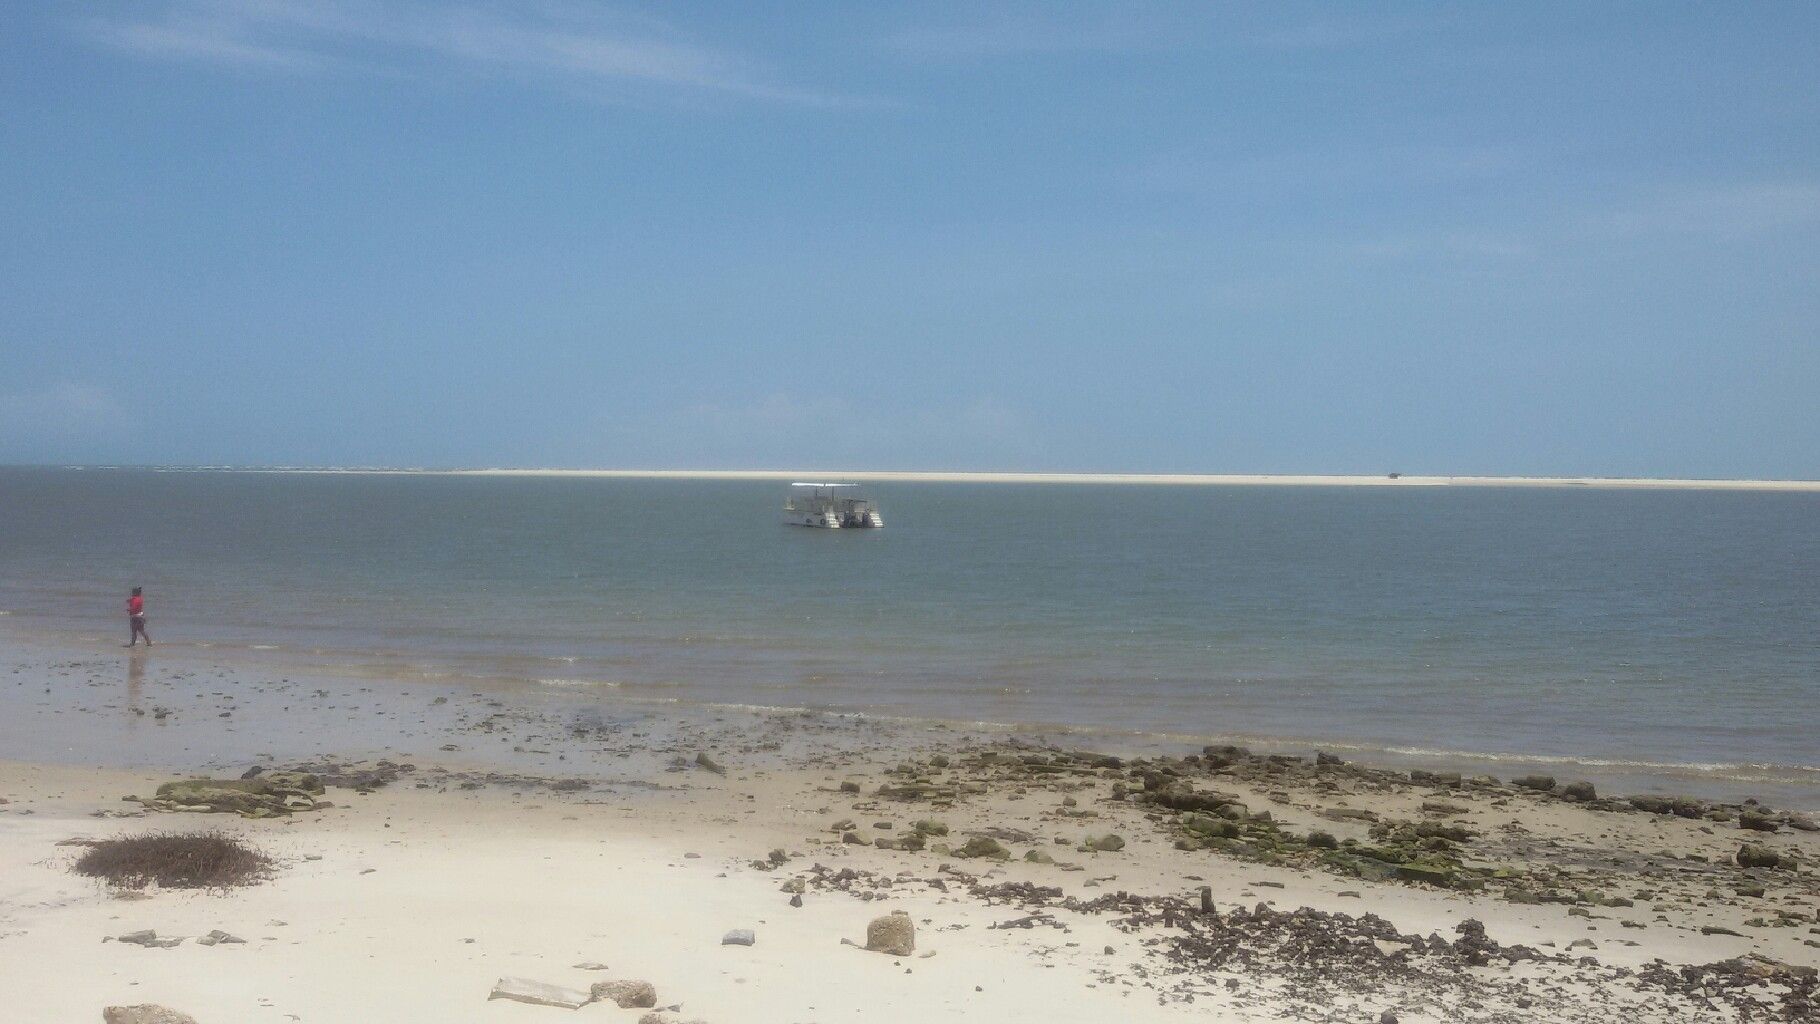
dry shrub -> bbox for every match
[72,831,272,890]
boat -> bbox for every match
[783,482,883,529]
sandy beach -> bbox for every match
[203,467,1820,492]
[3,640,1815,1023]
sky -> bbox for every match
[1,2,1817,476]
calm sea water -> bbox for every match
[1,467,1815,793]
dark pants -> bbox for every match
[129,615,150,646]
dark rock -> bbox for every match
[1737,843,1781,869]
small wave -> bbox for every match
[538,677,621,689]
[1377,745,1820,778]
[249,644,279,650]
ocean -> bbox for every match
[1,467,1815,801]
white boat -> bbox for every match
[783,482,883,529]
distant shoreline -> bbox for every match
[29,465,1820,492]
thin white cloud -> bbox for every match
[0,383,127,435]
[890,8,1444,60]
[82,16,322,68]
[1596,182,1820,240]
[891,16,1165,59]
[1342,233,1533,261]
[1322,180,1820,265]
[1127,144,1522,195]
[78,0,856,106]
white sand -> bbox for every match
[128,467,1820,491]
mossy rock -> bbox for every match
[1086,834,1126,852]
[1394,862,1457,886]
[956,836,1010,860]
[259,771,325,796]
[1737,843,1782,869]
[153,780,291,816]
[1322,851,1399,883]
[912,820,949,836]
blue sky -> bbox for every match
[2,2,1817,475]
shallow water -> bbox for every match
[0,467,1815,799]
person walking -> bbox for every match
[126,586,152,647]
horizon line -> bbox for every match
[12,465,1820,491]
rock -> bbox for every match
[1316,751,1344,766]
[1379,1013,1399,1024]
[1736,843,1781,869]
[1085,834,1125,852]
[488,977,593,1009]
[1394,863,1455,886]
[1738,812,1781,832]
[839,781,861,793]
[1628,794,1674,813]
[115,929,182,948]
[103,1007,198,1024]
[1511,775,1555,792]
[1559,781,1596,801]
[722,928,756,946]
[591,979,657,1008]
[1305,830,1339,849]
[115,929,158,946]
[841,831,864,845]
[955,836,1010,860]
[694,753,726,775]
[147,775,324,817]
[865,911,916,955]
[912,820,949,836]
[1023,849,1053,864]
[195,929,245,946]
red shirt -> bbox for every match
[128,595,144,617]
